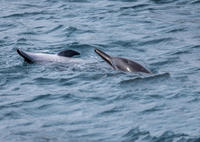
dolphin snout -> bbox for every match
[94,48,101,55]
[94,48,113,67]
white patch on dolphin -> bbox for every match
[17,48,83,63]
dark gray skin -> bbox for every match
[95,48,151,74]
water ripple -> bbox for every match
[120,72,170,85]
[120,4,149,10]
[2,11,51,18]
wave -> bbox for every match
[123,128,199,142]
[120,4,149,10]
[2,11,50,18]
[120,72,170,85]
[138,38,174,46]
[191,0,200,4]
[151,0,179,4]
[44,24,64,34]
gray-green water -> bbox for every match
[0,0,200,142]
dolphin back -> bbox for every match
[17,49,83,63]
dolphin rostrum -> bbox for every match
[17,48,82,63]
[95,48,151,73]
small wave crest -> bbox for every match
[120,72,170,85]
[123,128,199,142]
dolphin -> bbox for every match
[17,48,82,63]
[95,48,151,73]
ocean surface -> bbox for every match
[0,0,200,141]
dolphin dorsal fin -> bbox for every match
[57,49,80,57]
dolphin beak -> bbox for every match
[94,48,113,67]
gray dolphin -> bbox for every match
[95,48,151,73]
[17,48,82,63]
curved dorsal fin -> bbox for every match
[57,49,80,57]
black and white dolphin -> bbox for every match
[17,48,82,63]
[95,48,151,73]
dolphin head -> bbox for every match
[95,48,152,74]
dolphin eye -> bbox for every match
[125,59,129,63]
[121,58,128,64]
